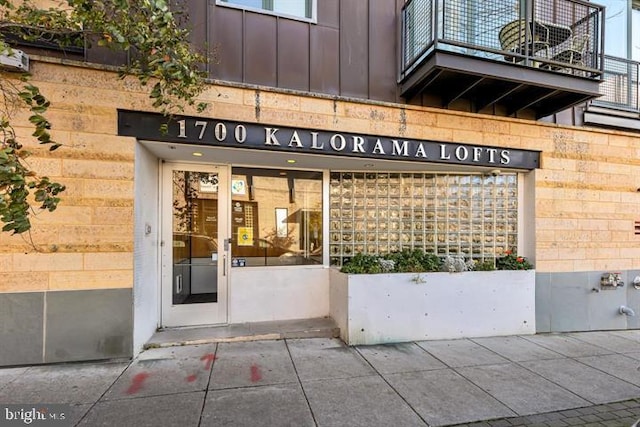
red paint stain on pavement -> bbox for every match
[126,372,150,395]
[250,364,262,383]
[201,353,217,370]
[186,374,198,382]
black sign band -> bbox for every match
[118,110,540,170]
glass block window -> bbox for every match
[329,172,518,266]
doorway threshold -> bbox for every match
[145,317,339,349]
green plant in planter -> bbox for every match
[385,249,420,272]
[420,252,442,272]
[385,249,441,273]
[340,253,383,274]
[341,250,442,274]
[496,250,534,270]
[474,259,496,271]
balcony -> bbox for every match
[400,0,604,119]
[585,55,640,130]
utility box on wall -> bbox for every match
[536,271,640,333]
[0,49,29,72]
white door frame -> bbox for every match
[160,162,230,327]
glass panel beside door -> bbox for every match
[162,163,229,327]
[229,168,323,267]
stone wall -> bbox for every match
[0,58,639,364]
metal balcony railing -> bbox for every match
[400,0,604,81]
[591,55,640,112]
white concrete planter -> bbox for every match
[330,268,535,345]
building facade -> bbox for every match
[1,0,640,366]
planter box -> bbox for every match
[329,268,535,345]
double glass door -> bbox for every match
[161,163,229,327]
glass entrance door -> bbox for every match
[161,163,229,327]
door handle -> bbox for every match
[223,255,227,276]
[175,274,182,294]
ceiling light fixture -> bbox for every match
[192,152,203,157]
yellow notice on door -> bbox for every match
[237,227,253,246]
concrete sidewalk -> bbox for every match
[2,331,640,426]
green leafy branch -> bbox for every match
[0,0,210,235]
[0,75,64,234]
[2,0,209,115]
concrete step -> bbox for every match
[145,317,340,349]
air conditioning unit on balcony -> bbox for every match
[0,49,29,72]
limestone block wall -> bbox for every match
[205,79,640,333]
[208,87,640,274]
[0,60,147,365]
[1,58,639,365]
[0,62,142,294]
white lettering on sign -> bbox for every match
[352,136,365,153]
[265,128,280,145]
[330,134,346,151]
[487,148,497,163]
[372,139,385,154]
[500,150,511,165]
[288,131,303,148]
[392,140,409,157]
[440,144,451,160]
[310,132,324,149]
[155,115,533,169]
[195,121,207,140]
[455,146,468,161]
[235,125,246,143]
[473,147,483,162]
[214,123,226,141]
[415,143,428,158]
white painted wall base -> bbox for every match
[229,266,330,323]
[330,269,536,345]
[133,144,160,355]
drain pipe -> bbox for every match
[619,306,636,316]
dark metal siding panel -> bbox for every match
[85,39,128,66]
[573,106,585,126]
[184,0,208,73]
[542,106,581,125]
[339,0,369,98]
[184,0,207,50]
[210,6,244,81]
[208,0,403,102]
[310,26,340,95]
[87,0,205,69]
[317,0,340,28]
[244,12,278,87]
[368,0,399,102]
[277,20,310,91]
[553,110,572,124]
